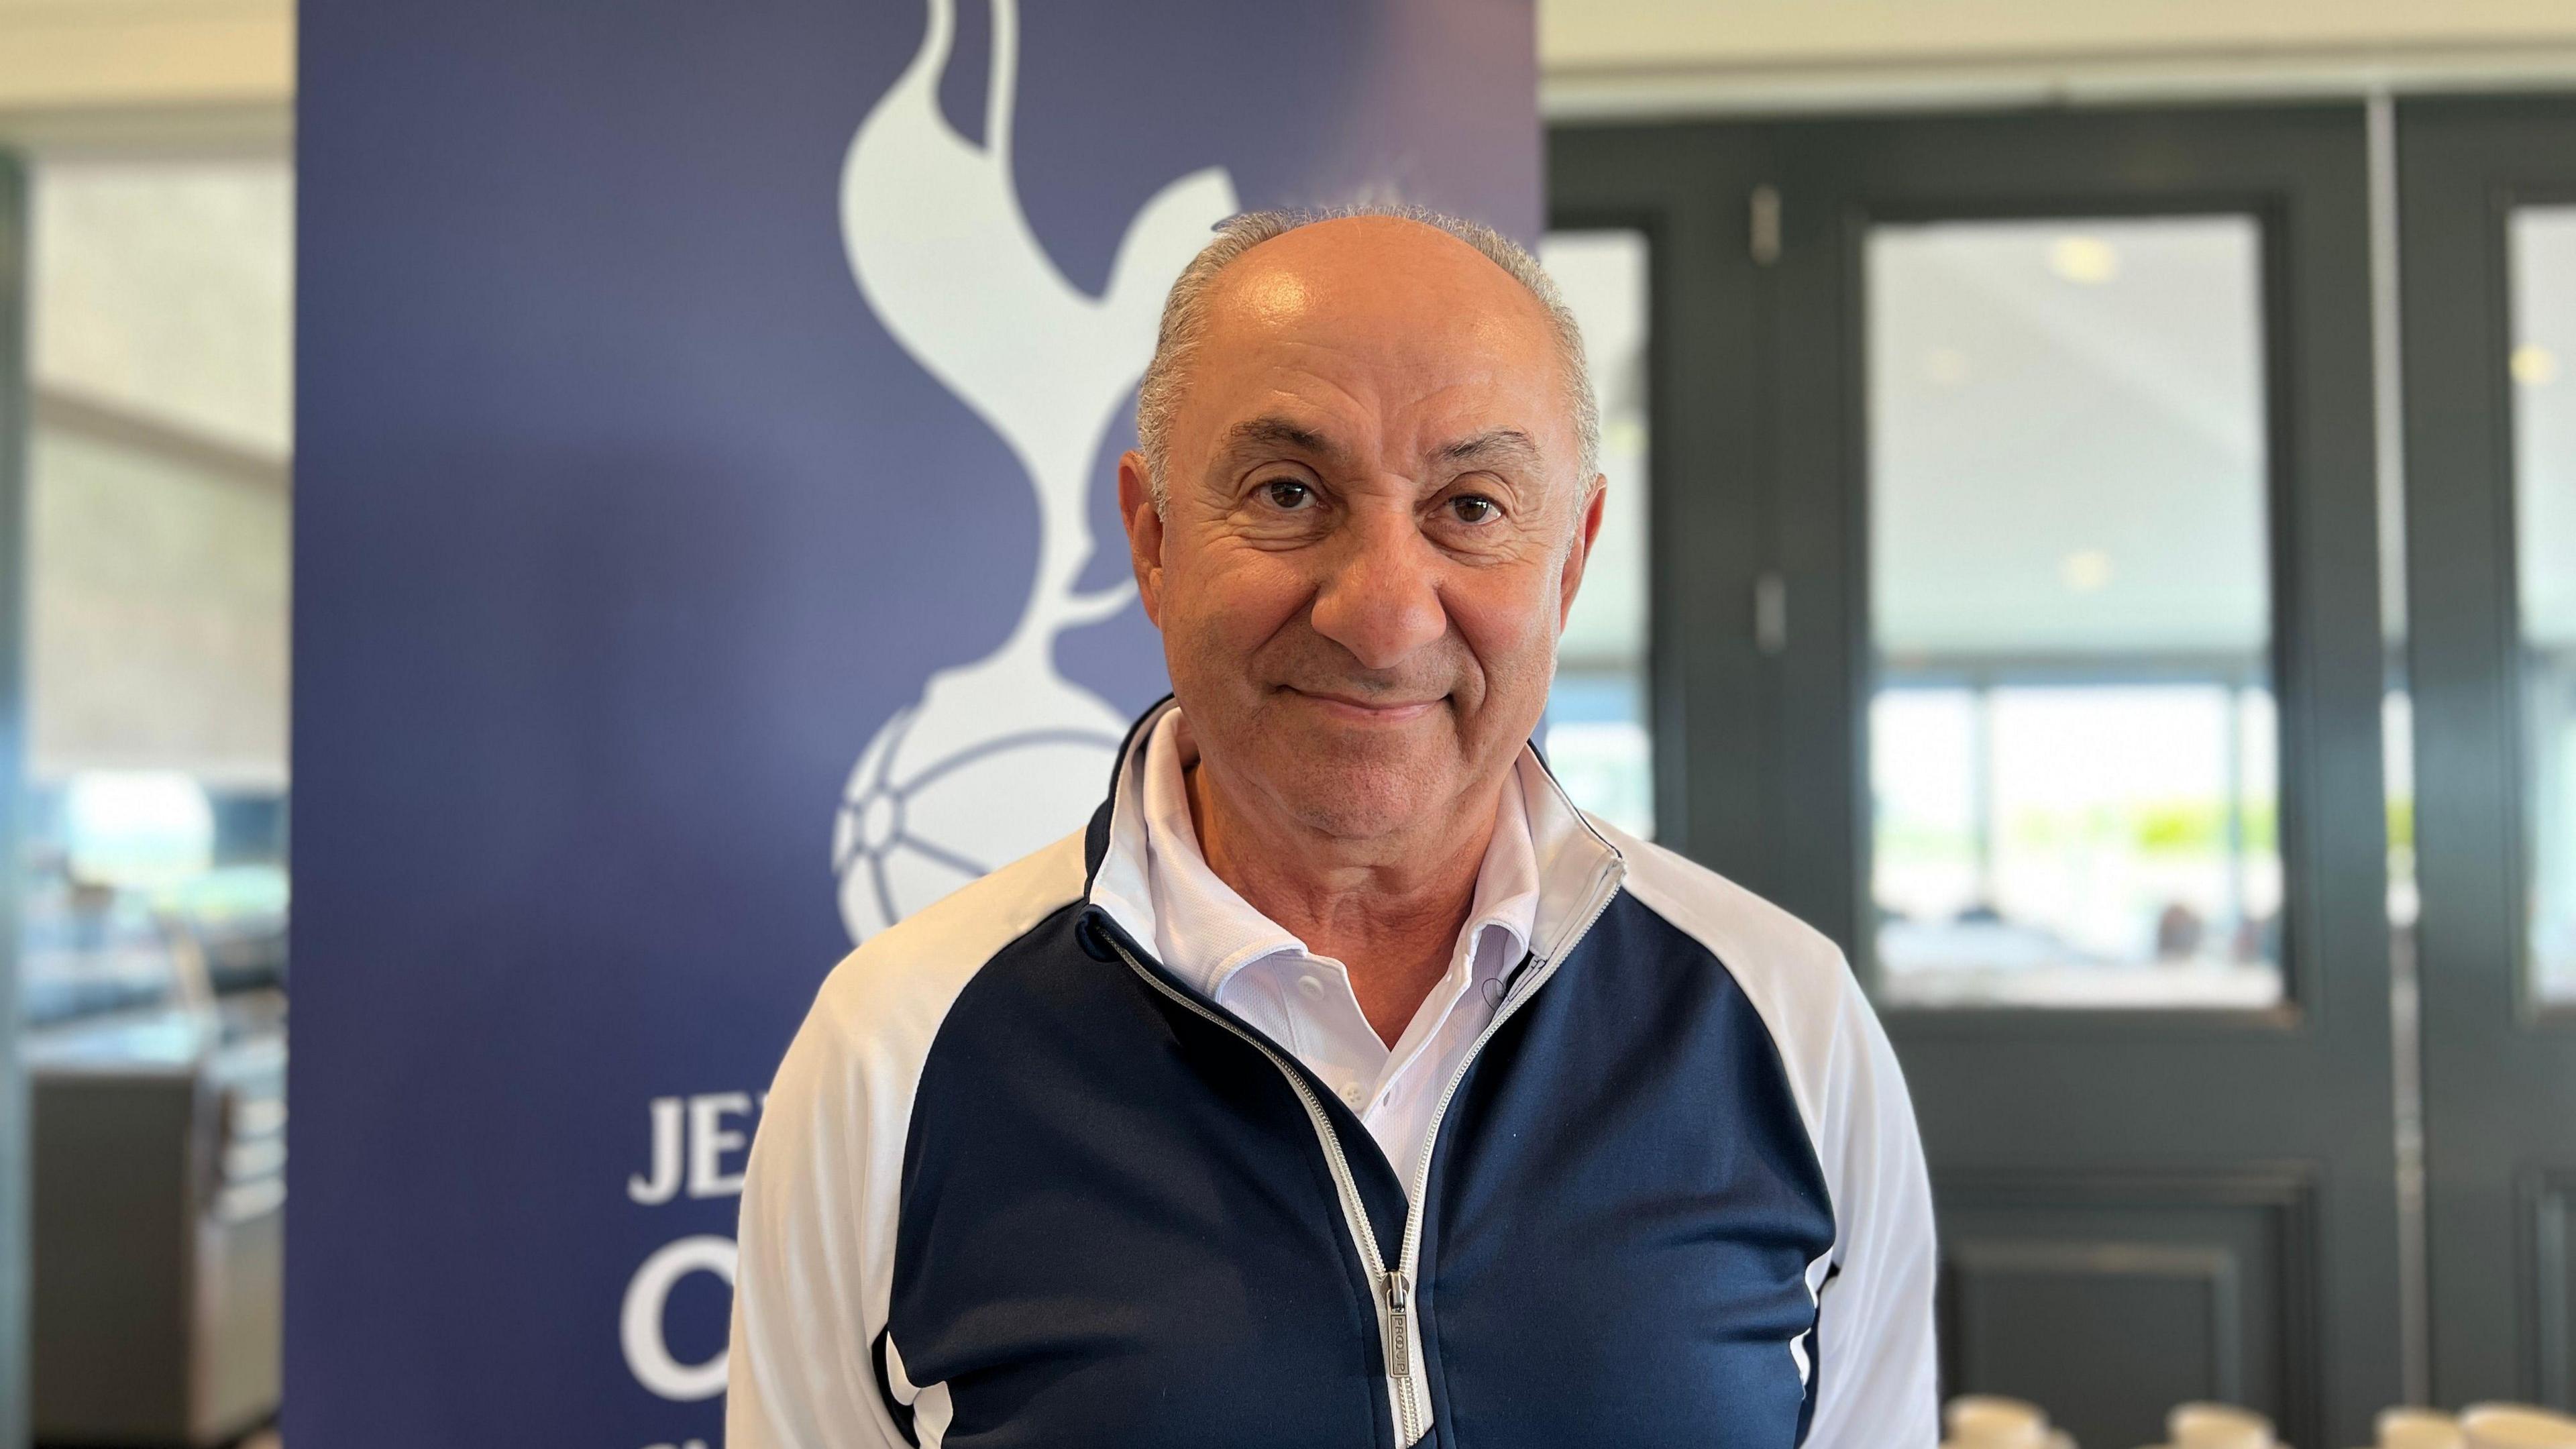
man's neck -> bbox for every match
[1184,756,1505,1049]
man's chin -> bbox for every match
[1267,763,1458,843]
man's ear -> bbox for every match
[1557,474,1608,631]
[1117,449,1167,628]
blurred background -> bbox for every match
[4,2,2576,1448]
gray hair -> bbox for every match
[1134,203,1601,506]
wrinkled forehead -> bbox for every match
[1184,227,1574,469]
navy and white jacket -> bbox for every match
[729,702,1939,1447]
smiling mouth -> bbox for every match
[1283,687,1443,722]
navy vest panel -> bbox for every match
[1413,894,1838,1448]
[888,894,1838,1448]
[889,905,1403,1448]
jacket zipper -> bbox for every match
[1102,931,1410,1435]
[1383,849,1625,1439]
[1097,837,1627,1447]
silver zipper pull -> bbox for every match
[1384,1271,1412,1379]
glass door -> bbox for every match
[1557,92,2576,1446]
[1696,106,2400,1449]
[1861,213,2282,1012]
[2399,95,2576,1412]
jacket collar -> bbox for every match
[1081,696,1625,971]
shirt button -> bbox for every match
[1297,975,1327,1000]
[1338,1081,1365,1110]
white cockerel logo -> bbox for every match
[833,0,1237,943]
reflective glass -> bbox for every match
[21,158,292,1025]
[1540,230,1654,839]
[1867,216,2283,1008]
[2512,207,2576,1006]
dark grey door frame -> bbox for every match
[1552,106,2404,1449]
[1770,106,2400,1449]
[1548,125,1770,888]
[0,149,31,1449]
[2398,93,2576,1413]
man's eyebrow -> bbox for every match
[1437,428,1544,470]
[1215,415,1349,467]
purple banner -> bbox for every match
[288,1,1538,1443]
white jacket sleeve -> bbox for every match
[1801,977,1941,1448]
[727,836,1087,1448]
[725,977,916,1449]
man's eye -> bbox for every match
[1450,495,1500,525]
[1258,480,1313,511]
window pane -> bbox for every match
[1541,229,1653,839]
[21,158,293,1026]
[2513,206,2576,1007]
[1867,216,2283,1009]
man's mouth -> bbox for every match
[1281,686,1443,723]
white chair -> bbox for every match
[2458,1405,2576,1448]
[2373,1405,2463,1449]
[1945,1394,2053,1449]
[2168,1401,2276,1449]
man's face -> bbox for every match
[1119,218,1605,843]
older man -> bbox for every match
[729,209,1937,1448]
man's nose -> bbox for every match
[1307,511,1447,672]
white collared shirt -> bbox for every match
[1134,708,1540,1189]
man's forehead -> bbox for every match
[1185,358,1571,482]
[1197,284,1558,421]
[1202,220,1555,360]
[1201,297,1552,405]
[1210,411,1547,473]
[1169,217,1579,478]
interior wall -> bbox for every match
[1546,1,2576,70]
[7,1,2576,136]
[0,0,289,111]
[1540,0,2576,116]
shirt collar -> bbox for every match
[1136,708,1304,999]
[1458,770,1540,975]
[1087,700,1606,997]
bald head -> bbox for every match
[1134,206,1599,508]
